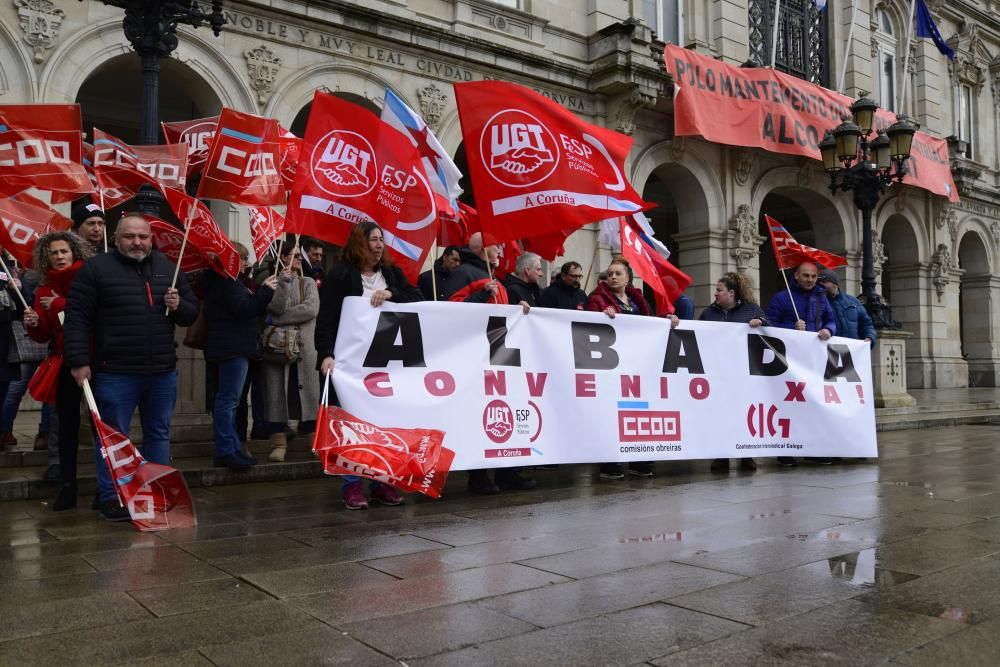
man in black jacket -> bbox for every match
[442,233,500,302]
[65,215,199,521]
[502,252,542,310]
[418,246,460,301]
[538,261,587,310]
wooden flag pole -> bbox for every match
[779,267,802,323]
[98,189,109,253]
[82,378,125,510]
[165,203,197,315]
[0,254,29,310]
[430,239,439,301]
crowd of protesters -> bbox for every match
[0,205,873,521]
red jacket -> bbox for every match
[586,281,651,316]
[27,260,84,356]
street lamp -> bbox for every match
[819,93,917,329]
[80,1,225,212]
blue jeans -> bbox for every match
[341,476,385,490]
[1,362,52,433]
[93,371,177,502]
[212,357,248,458]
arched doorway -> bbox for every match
[641,164,710,269]
[879,214,920,331]
[957,231,992,385]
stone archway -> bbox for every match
[957,230,996,386]
[0,16,38,102]
[879,213,921,331]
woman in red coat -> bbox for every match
[23,231,92,511]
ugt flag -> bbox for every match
[92,129,189,208]
[197,108,285,206]
[0,104,91,198]
[161,115,220,178]
[286,91,438,283]
[92,405,197,531]
[454,81,650,245]
[765,214,847,270]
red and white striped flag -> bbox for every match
[765,214,847,270]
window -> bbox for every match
[958,83,975,160]
[873,6,899,112]
[747,0,827,85]
[489,0,520,8]
[641,0,683,45]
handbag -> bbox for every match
[183,300,208,350]
[9,321,50,364]
[261,324,301,364]
[28,355,62,404]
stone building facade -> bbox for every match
[1,0,998,395]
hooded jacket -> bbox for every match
[538,278,588,310]
[502,273,541,306]
[765,283,836,334]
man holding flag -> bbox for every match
[64,215,199,520]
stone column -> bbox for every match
[961,274,1000,387]
[871,330,916,407]
[672,229,729,309]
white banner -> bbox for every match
[332,299,877,469]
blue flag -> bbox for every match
[915,0,954,60]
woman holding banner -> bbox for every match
[316,221,423,510]
[587,257,657,480]
[699,271,768,472]
[23,232,92,510]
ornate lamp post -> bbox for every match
[80,1,225,211]
[818,94,917,329]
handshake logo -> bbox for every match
[481,110,558,187]
[313,131,376,196]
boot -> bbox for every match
[33,432,49,451]
[53,483,77,512]
[0,431,16,449]
[268,432,287,462]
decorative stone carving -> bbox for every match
[416,84,447,131]
[936,204,957,232]
[669,136,686,162]
[991,222,1000,249]
[244,45,281,106]
[931,243,952,300]
[14,0,65,64]
[733,149,753,186]
[893,188,907,213]
[796,160,812,188]
[729,204,765,272]
[873,236,887,277]
[610,90,653,136]
[989,57,1000,107]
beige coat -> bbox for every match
[261,273,320,424]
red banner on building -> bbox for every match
[161,115,219,177]
[162,188,241,279]
[0,104,91,198]
[92,129,188,208]
[286,91,438,283]
[664,45,959,202]
[197,109,285,206]
[454,81,650,246]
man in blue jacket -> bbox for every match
[765,261,836,466]
[818,270,876,347]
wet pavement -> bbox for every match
[2,424,1000,666]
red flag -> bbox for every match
[454,81,650,245]
[249,206,284,262]
[149,218,209,273]
[523,228,573,261]
[765,214,848,270]
[286,91,438,283]
[277,126,302,191]
[162,188,241,279]
[312,405,454,499]
[620,217,691,316]
[161,115,219,178]
[92,129,188,208]
[0,196,73,265]
[197,109,285,206]
[92,410,196,531]
[0,104,90,197]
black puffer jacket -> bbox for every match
[442,248,491,303]
[503,273,540,306]
[698,300,768,324]
[64,249,199,373]
[538,280,588,310]
[202,271,274,363]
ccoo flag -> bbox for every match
[765,214,847,270]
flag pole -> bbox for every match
[81,378,126,510]
[430,239,438,301]
[165,203,197,315]
[837,2,862,94]
[779,267,802,323]
[770,0,782,67]
[98,189,109,253]
[898,0,918,112]
[0,254,29,310]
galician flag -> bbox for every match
[381,89,463,219]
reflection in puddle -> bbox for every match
[826,549,919,588]
[939,607,971,623]
[618,532,682,544]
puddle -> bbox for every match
[825,549,920,588]
[618,532,683,544]
[938,607,972,623]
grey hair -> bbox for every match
[516,251,541,275]
[32,231,94,284]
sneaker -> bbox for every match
[599,464,625,480]
[495,469,538,491]
[99,499,131,522]
[739,458,758,471]
[371,484,404,506]
[710,458,730,473]
[628,463,654,477]
[467,470,500,495]
[805,457,833,465]
[212,453,253,471]
[342,482,368,510]
[776,457,797,467]
[43,464,61,483]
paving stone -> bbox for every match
[0,553,96,580]
[0,591,151,642]
[81,545,206,573]
[199,626,397,666]
[671,538,875,577]
[175,533,307,559]
[128,578,272,617]
[240,560,397,598]
[870,531,1000,576]
[891,616,1000,666]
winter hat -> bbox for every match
[71,203,105,230]
[817,269,839,286]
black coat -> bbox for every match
[698,300,768,324]
[418,258,452,301]
[503,273,540,306]
[538,280,588,310]
[64,249,199,374]
[442,248,491,303]
[202,272,274,363]
[0,274,25,382]
[314,263,423,361]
